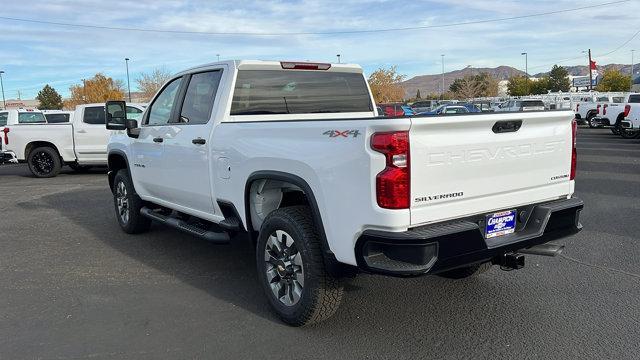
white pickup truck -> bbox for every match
[1,109,47,164]
[106,60,583,326]
[593,93,639,132]
[3,103,145,177]
[621,103,640,138]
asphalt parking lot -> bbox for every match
[1,127,639,359]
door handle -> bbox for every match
[192,138,206,145]
[153,137,164,143]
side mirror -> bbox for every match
[105,101,127,130]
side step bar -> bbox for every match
[140,207,230,244]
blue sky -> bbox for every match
[0,0,638,99]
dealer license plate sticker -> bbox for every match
[485,210,517,238]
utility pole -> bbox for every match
[336,54,341,64]
[0,71,5,110]
[441,54,445,99]
[632,50,636,91]
[217,54,220,61]
[125,58,132,102]
[521,52,528,94]
[588,49,594,92]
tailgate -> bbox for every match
[409,111,574,225]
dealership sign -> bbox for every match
[573,76,597,87]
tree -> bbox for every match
[36,85,63,110]
[449,73,499,99]
[530,76,550,95]
[367,66,406,103]
[507,76,529,96]
[596,69,632,92]
[65,73,125,109]
[137,67,172,102]
[415,89,421,99]
[548,65,570,92]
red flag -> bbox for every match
[590,60,597,70]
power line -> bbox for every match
[529,27,640,70]
[0,0,631,36]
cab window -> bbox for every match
[147,77,182,125]
[178,71,222,125]
[126,106,143,121]
[83,107,106,124]
[0,112,7,126]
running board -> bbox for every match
[140,207,230,244]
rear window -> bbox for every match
[231,70,372,115]
[628,95,640,103]
[0,112,7,126]
[596,96,609,102]
[83,107,105,124]
[45,113,70,123]
[18,112,46,123]
[521,100,545,107]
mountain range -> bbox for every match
[402,63,636,98]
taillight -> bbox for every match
[2,127,8,145]
[596,104,601,114]
[371,131,410,209]
[624,105,631,117]
[603,104,608,115]
[570,120,577,180]
[576,104,580,112]
[280,62,331,70]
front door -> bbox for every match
[130,76,184,200]
[161,69,224,216]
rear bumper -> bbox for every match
[355,197,583,276]
[1,151,17,164]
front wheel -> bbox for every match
[112,169,151,234]
[27,146,61,178]
[620,128,640,139]
[256,206,343,326]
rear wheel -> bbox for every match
[620,128,640,139]
[587,114,599,128]
[438,262,492,279]
[27,146,61,178]
[256,206,343,326]
[113,169,151,234]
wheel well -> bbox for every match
[25,141,60,160]
[247,178,309,232]
[107,153,128,191]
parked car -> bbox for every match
[496,99,545,112]
[410,100,437,113]
[105,59,582,327]
[419,103,480,115]
[619,103,639,139]
[0,109,47,163]
[471,101,494,112]
[3,103,145,177]
[378,103,415,117]
[574,100,600,127]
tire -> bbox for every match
[587,113,599,128]
[611,127,621,135]
[27,146,62,178]
[256,206,343,326]
[112,169,151,234]
[438,262,492,279]
[620,128,640,139]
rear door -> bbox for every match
[74,106,110,163]
[161,69,224,216]
[409,111,573,225]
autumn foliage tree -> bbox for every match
[137,67,172,102]
[596,69,632,92]
[449,73,499,99]
[367,66,406,103]
[65,73,124,109]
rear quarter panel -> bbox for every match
[6,124,75,161]
[212,118,412,265]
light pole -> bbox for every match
[124,58,132,102]
[0,71,5,110]
[336,54,341,64]
[441,54,445,99]
[521,52,528,94]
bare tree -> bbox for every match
[136,67,172,102]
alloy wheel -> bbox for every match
[264,230,304,306]
[115,181,130,224]
[32,151,54,175]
